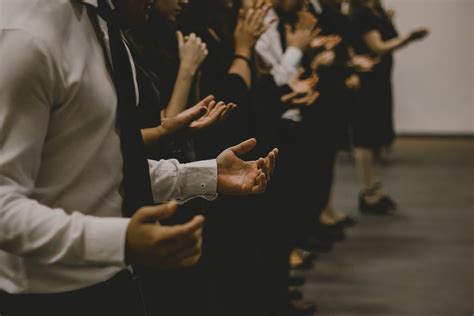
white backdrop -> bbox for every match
[383,0,473,134]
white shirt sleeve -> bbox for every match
[255,26,303,86]
[148,159,218,204]
[0,29,130,268]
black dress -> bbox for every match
[351,7,399,148]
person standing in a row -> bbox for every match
[350,0,429,214]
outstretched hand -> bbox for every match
[217,139,279,195]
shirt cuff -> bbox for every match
[282,47,303,68]
[178,159,218,204]
[83,215,131,267]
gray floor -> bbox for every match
[298,138,474,316]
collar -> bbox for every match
[79,0,98,7]
[79,0,115,9]
[310,0,323,14]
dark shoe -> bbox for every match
[303,237,333,253]
[289,275,306,287]
[380,195,397,211]
[334,215,357,228]
[288,287,304,300]
[316,224,346,242]
[358,194,393,215]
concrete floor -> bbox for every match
[299,138,474,316]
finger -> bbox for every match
[229,138,257,156]
[208,100,221,113]
[252,172,267,194]
[210,103,227,120]
[189,33,197,40]
[267,150,277,175]
[195,36,202,46]
[164,228,202,258]
[220,103,235,119]
[136,201,178,224]
[176,253,202,268]
[281,91,298,103]
[176,31,184,46]
[169,234,202,261]
[257,157,268,177]
[196,95,215,108]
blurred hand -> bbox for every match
[156,96,237,139]
[188,100,238,132]
[234,1,274,56]
[286,11,319,51]
[177,31,208,75]
[408,28,430,42]
[311,50,336,70]
[345,73,361,92]
[217,139,279,195]
[126,202,204,269]
[350,54,380,72]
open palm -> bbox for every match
[217,139,278,195]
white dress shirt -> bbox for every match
[0,0,217,294]
[255,9,304,122]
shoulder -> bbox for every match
[0,0,84,53]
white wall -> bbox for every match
[384,0,473,135]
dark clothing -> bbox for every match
[351,7,399,148]
[0,271,144,316]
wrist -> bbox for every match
[234,46,252,58]
[179,63,199,77]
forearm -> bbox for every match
[0,191,129,267]
[369,35,410,55]
[141,127,163,148]
[228,47,252,88]
[164,66,195,118]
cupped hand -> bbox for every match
[217,139,279,195]
[125,202,205,269]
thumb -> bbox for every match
[229,138,257,156]
[176,31,185,46]
[135,202,178,224]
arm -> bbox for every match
[256,27,303,87]
[363,29,410,55]
[0,29,129,267]
[148,159,218,204]
[229,4,273,88]
[164,32,208,118]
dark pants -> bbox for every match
[0,270,144,316]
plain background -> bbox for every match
[383,0,473,135]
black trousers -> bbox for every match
[0,270,144,316]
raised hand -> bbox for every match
[310,35,341,50]
[349,54,380,72]
[217,139,278,195]
[177,31,208,76]
[286,11,320,51]
[311,49,336,70]
[126,202,205,269]
[282,69,320,106]
[408,28,430,42]
[234,2,274,57]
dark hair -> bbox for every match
[180,0,241,39]
[349,0,388,18]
